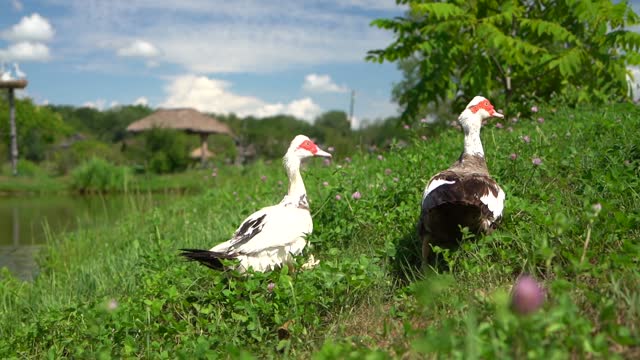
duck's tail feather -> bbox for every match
[179,249,234,270]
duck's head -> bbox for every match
[459,96,504,133]
[285,135,332,161]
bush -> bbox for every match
[0,159,48,177]
[144,129,190,174]
[51,139,125,176]
[71,158,131,193]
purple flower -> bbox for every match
[507,127,514,132]
[403,124,410,130]
[509,153,518,161]
[537,117,545,124]
[351,191,362,200]
[393,177,399,182]
[323,158,331,166]
[267,282,276,293]
[532,157,542,166]
[322,181,329,187]
[327,146,335,152]
[421,135,428,141]
[511,118,519,123]
[211,172,217,177]
[384,168,392,175]
[420,118,429,123]
[344,157,352,163]
[495,122,504,129]
[522,135,531,143]
[377,155,384,161]
[260,175,267,182]
[511,275,545,315]
[106,299,118,311]
[531,105,539,113]
[335,194,342,201]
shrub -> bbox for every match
[71,158,131,193]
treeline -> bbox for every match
[0,97,442,176]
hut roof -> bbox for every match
[189,147,215,159]
[0,79,28,89]
[126,108,234,136]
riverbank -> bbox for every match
[0,168,214,196]
[1,104,639,358]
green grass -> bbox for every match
[1,103,639,358]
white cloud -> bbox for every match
[303,73,348,93]
[1,13,55,42]
[0,42,51,62]
[11,0,23,11]
[161,74,322,121]
[48,0,398,74]
[117,40,160,58]
[133,96,149,106]
[82,99,107,110]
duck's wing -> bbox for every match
[422,171,505,221]
[211,204,312,255]
[209,205,275,253]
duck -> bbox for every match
[13,63,26,79]
[1,62,13,81]
[180,135,331,273]
[418,96,505,261]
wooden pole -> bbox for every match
[200,133,208,166]
[9,88,18,176]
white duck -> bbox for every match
[1,62,13,81]
[181,135,331,273]
[418,96,505,260]
[13,63,26,79]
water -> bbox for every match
[0,193,184,280]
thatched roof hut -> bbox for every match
[190,146,215,160]
[126,108,233,135]
[127,108,234,164]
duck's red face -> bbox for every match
[469,98,503,118]
[294,137,331,158]
[297,139,319,155]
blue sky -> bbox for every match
[0,0,405,126]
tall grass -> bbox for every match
[0,104,639,358]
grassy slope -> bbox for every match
[0,104,639,358]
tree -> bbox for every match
[367,0,640,118]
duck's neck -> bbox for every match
[284,156,306,198]
[461,115,484,157]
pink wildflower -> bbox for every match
[335,194,342,201]
[531,105,539,113]
[511,275,545,315]
[322,181,329,187]
[532,157,542,166]
[351,191,362,200]
[377,155,384,161]
[384,168,392,175]
[260,175,267,182]
[495,122,504,129]
[537,117,545,124]
[510,153,518,160]
[522,135,531,143]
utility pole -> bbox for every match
[349,89,355,129]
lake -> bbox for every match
[0,193,185,281]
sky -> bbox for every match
[0,0,406,127]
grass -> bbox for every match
[0,103,639,358]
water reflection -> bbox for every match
[0,193,183,280]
